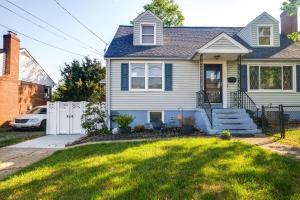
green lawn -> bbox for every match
[0,128,45,148]
[1,138,300,200]
[272,129,300,148]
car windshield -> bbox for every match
[27,107,47,114]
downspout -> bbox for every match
[106,58,111,129]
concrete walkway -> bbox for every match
[0,135,83,180]
[238,135,300,160]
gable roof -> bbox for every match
[197,33,251,54]
[133,10,163,22]
[105,25,300,60]
[104,26,243,59]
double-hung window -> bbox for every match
[258,26,272,46]
[130,63,163,90]
[249,65,294,91]
[141,24,155,45]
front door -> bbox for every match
[204,64,222,103]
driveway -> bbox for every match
[0,135,83,180]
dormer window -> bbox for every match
[141,23,156,45]
[258,25,273,46]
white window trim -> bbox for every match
[257,24,274,47]
[140,23,156,45]
[247,64,296,92]
[129,61,164,91]
[148,111,164,123]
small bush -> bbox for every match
[116,115,134,128]
[133,125,145,133]
[81,102,106,136]
[221,130,231,137]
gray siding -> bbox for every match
[110,60,199,110]
[238,25,251,45]
[226,60,300,108]
[238,12,280,47]
[133,11,163,46]
[227,61,238,107]
[207,37,240,50]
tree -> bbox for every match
[143,0,184,26]
[52,57,105,102]
[282,0,300,41]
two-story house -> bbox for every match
[0,31,55,126]
[104,10,300,134]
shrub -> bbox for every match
[133,125,145,133]
[116,115,134,128]
[81,102,106,136]
[221,130,231,137]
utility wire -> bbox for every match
[3,0,103,55]
[0,3,67,40]
[52,0,108,46]
[0,23,85,57]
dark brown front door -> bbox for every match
[204,64,222,103]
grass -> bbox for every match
[1,138,300,200]
[271,129,300,148]
[0,128,45,148]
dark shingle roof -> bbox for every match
[104,25,300,59]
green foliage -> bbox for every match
[282,0,300,42]
[52,57,105,102]
[115,115,134,128]
[81,102,106,136]
[282,0,300,16]
[287,31,300,42]
[221,130,231,137]
[143,0,184,26]
[133,124,145,133]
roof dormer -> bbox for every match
[133,10,163,46]
[238,12,280,47]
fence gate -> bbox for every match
[47,101,86,135]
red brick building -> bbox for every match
[0,32,55,126]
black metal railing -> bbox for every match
[230,89,259,125]
[196,90,213,127]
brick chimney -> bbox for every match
[3,31,20,78]
[280,10,298,35]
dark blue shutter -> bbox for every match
[297,65,300,92]
[165,64,173,91]
[121,63,129,91]
[240,65,247,91]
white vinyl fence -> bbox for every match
[47,101,87,135]
[47,101,106,135]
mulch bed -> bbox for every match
[67,131,206,146]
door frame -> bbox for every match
[204,64,223,104]
[201,61,227,108]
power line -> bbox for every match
[3,0,103,56]
[0,23,85,57]
[52,0,108,46]
[0,3,67,40]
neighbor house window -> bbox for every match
[249,66,293,91]
[141,24,155,44]
[130,63,163,90]
[258,26,272,46]
[149,111,163,123]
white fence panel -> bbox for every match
[46,101,87,135]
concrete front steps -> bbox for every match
[212,109,261,135]
[195,108,261,135]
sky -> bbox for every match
[0,0,286,83]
